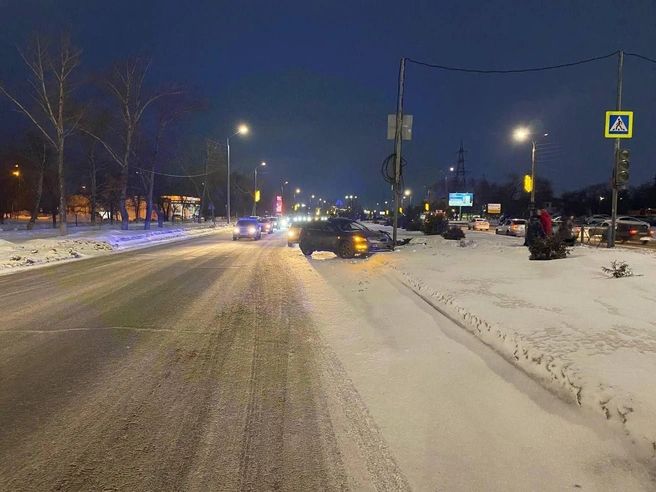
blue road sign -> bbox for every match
[605,111,633,138]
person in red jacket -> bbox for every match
[539,209,553,235]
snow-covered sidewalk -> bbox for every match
[377,228,656,456]
[0,221,229,275]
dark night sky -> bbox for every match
[1,0,656,207]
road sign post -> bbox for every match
[606,52,628,248]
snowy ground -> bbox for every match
[367,225,656,456]
[0,220,229,275]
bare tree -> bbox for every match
[0,33,82,235]
[142,95,204,229]
[82,57,183,230]
[23,133,49,230]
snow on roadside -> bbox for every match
[377,229,656,457]
[0,223,227,275]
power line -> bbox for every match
[625,52,656,65]
[405,51,619,74]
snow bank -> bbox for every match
[382,231,656,456]
[0,223,224,275]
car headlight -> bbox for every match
[248,227,256,233]
[233,227,240,233]
[288,230,295,237]
[353,236,367,243]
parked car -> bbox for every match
[495,218,526,237]
[467,218,490,231]
[587,219,650,243]
[233,218,262,241]
[631,216,656,240]
[297,218,394,258]
[287,221,304,247]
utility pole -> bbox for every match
[609,51,624,248]
[392,58,406,244]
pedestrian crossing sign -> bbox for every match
[605,111,633,138]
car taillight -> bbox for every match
[511,225,518,230]
[629,229,637,235]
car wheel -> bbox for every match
[287,242,294,247]
[233,237,237,241]
[338,240,355,259]
[505,230,511,236]
[299,239,314,256]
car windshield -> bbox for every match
[236,220,254,226]
[337,221,369,231]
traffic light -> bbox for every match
[615,148,630,185]
[523,174,533,193]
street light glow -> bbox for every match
[261,162,266,167]
[238,125,249,135]
[296,188,300,194]
[404,189,411,196]
[449,166,455,172]
[514,128,529,141]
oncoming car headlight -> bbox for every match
[248,227,256,233]
[233,227,240,233]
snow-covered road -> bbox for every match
[1,232,654,490]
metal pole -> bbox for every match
[252,168,258,216]
[392,57,406,244]
[609,51,624,248]
[226,137,231,223]
[530,141,536,212]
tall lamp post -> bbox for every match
[11,165,20,219]
[439,166,455,199]
[514,128,548,213]
[293,188,300,209]
[226,124,249,224]
[252,162,266,216]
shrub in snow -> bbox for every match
[602,260,634,278]
[528,235,569,260]
[423,213,448,236]
[442,226,465,241]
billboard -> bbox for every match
[487,203,501,214]
[448,193,474,207]
[275,195,283,216]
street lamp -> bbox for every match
[11,165,20,219]
[226,124,249,223]
[438,167,455,198]
[252,161,266,216]
[514,127,548,212]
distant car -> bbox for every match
[495,218,526,237]
[631,216,656,240]
[586,214,610,224]
[268,217,280,230]
[468,218,490,231]
[251,216,273,234]
[297,218,394,258]
[287,221,304,247]
[233,218,262,240]
[587,219,650,243]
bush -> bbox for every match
[602,260,634,278]
[529,235,570,260]
[423,213,448,235]
[443,226,465,240]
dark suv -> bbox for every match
[297,218,394,258]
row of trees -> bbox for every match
[0,33,254,234]
[423,173,656,218]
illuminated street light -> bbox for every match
[226,124,250,223]
[513,127,549,212]
[252,162,266,215]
